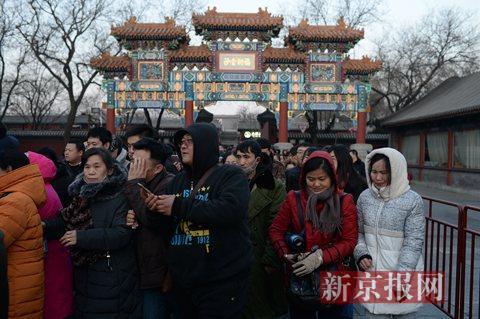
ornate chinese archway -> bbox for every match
[91,7,381,143]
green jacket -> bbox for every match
[248,179,286,267]
[243,178,288,319]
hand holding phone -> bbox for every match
[137,183,154,198]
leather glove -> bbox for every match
[292,249,323,276]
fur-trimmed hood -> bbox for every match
[365,147,410,201]
[68,162,127,201]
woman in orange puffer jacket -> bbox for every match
[0,150,46,319]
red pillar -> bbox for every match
[106,108,116,134]
[356,111,366,144]
[185,100,194,127]
[279,102,288,143]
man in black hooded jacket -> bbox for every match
[145,123,252,318]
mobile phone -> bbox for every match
[137,183,153,196]
[171,154,180,164]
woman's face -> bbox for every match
[329,151,338,170]
[225,154,237,165]
[83,154,109,184]
[306,167,332,194]
[370,159,390,188]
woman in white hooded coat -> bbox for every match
[354,148,425,318]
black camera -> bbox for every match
[284,231,305,253]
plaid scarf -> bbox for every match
[305,186,342,234]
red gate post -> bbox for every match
[356,111,366,144]
[185,100,194,127]
[106,108,116,134]
[279,101,288,143]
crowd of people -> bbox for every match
[0,121,426,319]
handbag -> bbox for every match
[287,191,352,309]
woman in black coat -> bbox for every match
[59,148,141,318]
[328,144,368,203]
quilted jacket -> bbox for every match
[0,164,46,319]
[354,148,425,315]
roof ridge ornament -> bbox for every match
[205,6,217,15]
[258,7,269,15]
[337,16,346,29]
[298,19,309,28]
[126,16,137,25]
[165,17,175,26]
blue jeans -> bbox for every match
[143,289,179,319]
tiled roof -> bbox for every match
[111,16,187,40]
[343,57,382,74]
[169,45,211,62]
[90,53,131,71]
[263,46,305,64]
[288,131,389,140]
[288,18,364,42]
[9,130,89,137]
[192,7,283,30]
[382,72,480,127]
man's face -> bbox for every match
[260,148,271,156]
[127,135,142,160]
[86,137,109,150]
[179,134,194,167]
[296,146,308,166]
[64,143,83,164]
[236,149,259,177]
[133,149,162,182]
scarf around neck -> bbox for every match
[305,186,342,234]
[371,185,391,201]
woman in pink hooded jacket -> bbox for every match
[28,152,74,319]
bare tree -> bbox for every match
[277,0,382,144]
[0,0,27,120]
[16,0,117,140]
[238,104,260,129]
[11,67,65,130]
[278,0,383,28]
[370,7,480,121]
[160,0,206,33]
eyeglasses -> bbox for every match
[179,138,193,147]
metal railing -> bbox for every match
[422,196,480,319]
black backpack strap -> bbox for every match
[294,191,305,231]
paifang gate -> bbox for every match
[91,7,381,143]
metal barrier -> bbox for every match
[422,196,480,319]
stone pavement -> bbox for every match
[353,304,449,318]
[411,181,480,207]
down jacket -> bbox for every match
[66,163,141,318]
[27,152,74,319]
[0,164,46,319]
[354,147,425,315]
[269,151,358,267]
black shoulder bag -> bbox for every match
[288,191,350,309]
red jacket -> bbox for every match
[269,151,358,266]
